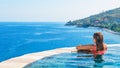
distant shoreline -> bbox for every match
[67,24,120,35]
[88,26,120,35]
[101,28,120,35]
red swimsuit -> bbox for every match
[92,45,106,57]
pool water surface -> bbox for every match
[24,46,120,68]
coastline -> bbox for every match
[0,44,120,68]
[89,26,120,35]
[102,28,120,35]
[78,26,120,35]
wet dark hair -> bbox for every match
[93,32,104,51]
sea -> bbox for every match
[0,22,120,62]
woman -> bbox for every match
[76,32,107,62]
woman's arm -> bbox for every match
[76,44,94,50]
[76,44,94,53]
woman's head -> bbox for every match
[93,32,104,51]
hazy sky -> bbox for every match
[0,0,120,22]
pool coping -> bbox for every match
[0,47,76,68]
[0,44,120,68]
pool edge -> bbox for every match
[0,44,120,68]
[0,47,76,68]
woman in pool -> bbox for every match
[76,32,107,62]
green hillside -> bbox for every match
[66,7,120,32]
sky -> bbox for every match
[0,0,120,22]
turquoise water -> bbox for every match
[25,46,120,68]
[0,22,120,62]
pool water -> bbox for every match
[24,46,120,68]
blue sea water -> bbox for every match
[0,22,120,62]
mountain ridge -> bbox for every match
[66,7,120,32]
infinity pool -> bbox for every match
[24,46,120,68]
